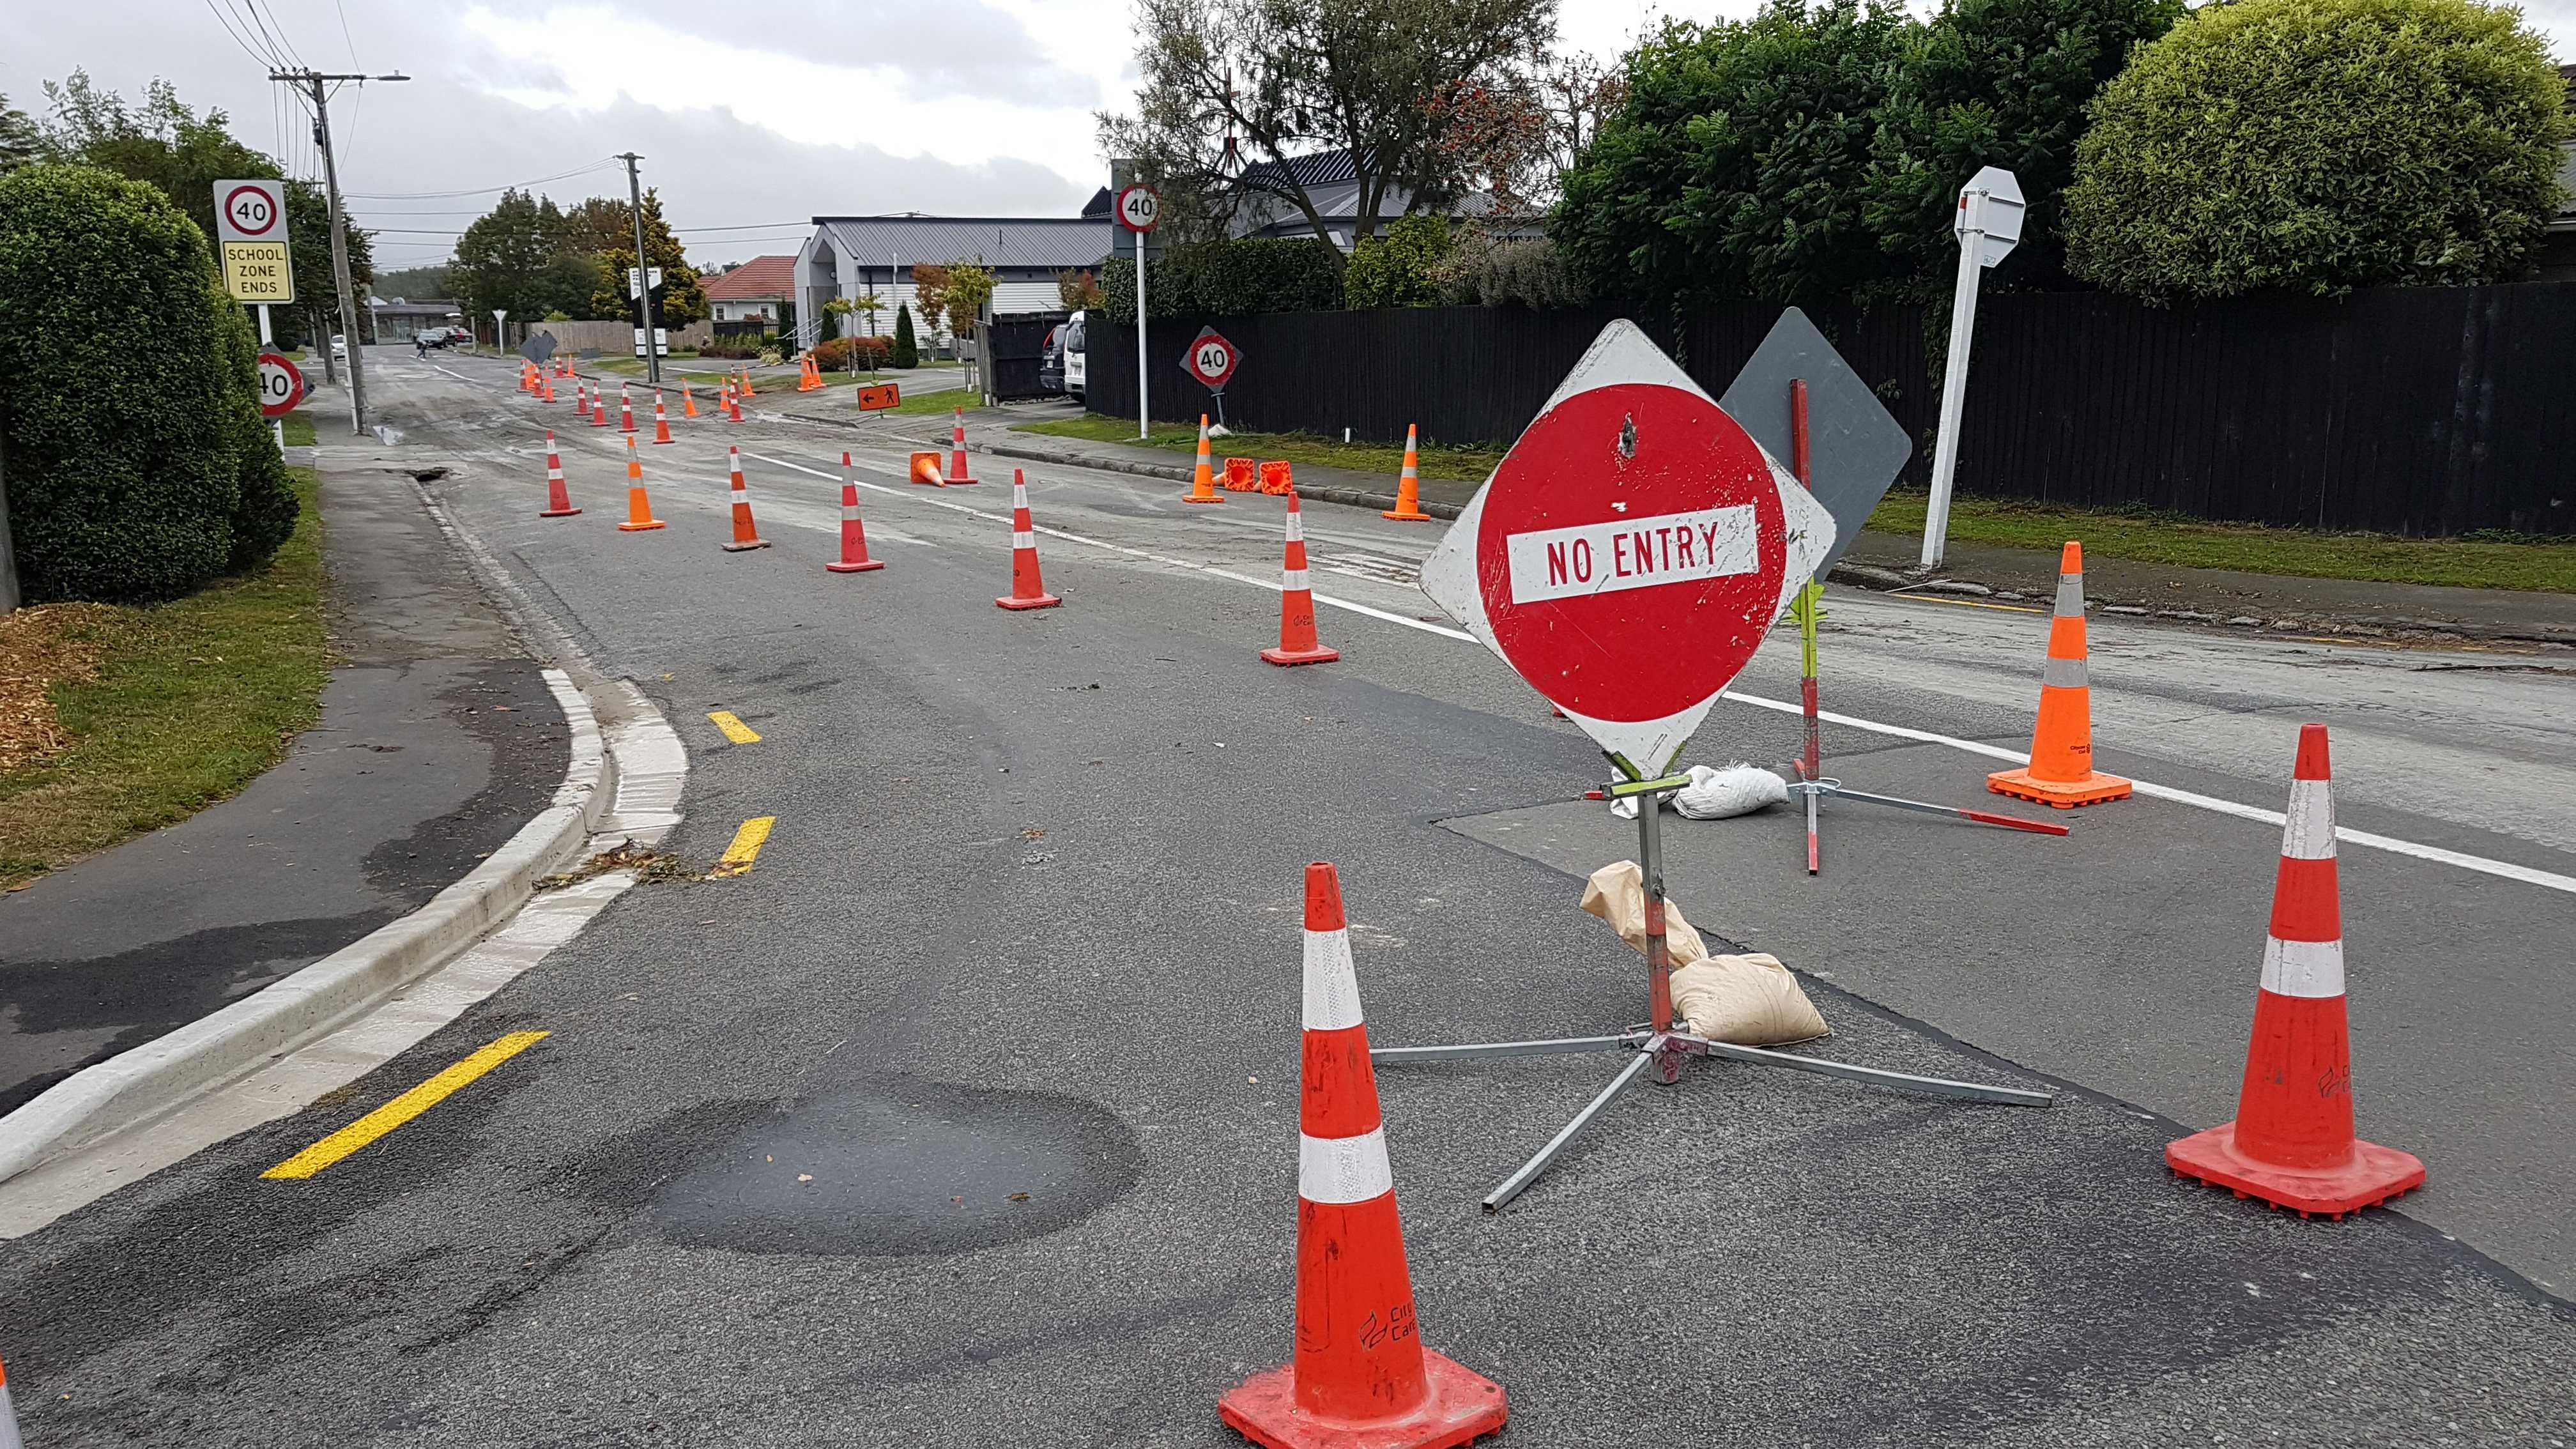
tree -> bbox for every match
[374,264,452,298]
[942,262,999,390]
[453,189,597,334]
[1864,0,2182,296]
[2065,0,2572,300]
[1345,215,1457,306]
[1101,238,1345,319]
[1551,2,1914,310]
[0,164,295,602]
[1100,0,1560,247]
[1057,268,1108,310]
[0,95,38,175]
[911,263,954,341]
[892,302,919,369]
[581,190,705,325]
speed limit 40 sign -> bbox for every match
[256,351,306,419]
[1115,184,1160,232]
[1182,326,1239,392]
[214,178,294,303]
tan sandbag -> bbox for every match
[1667,953,1830,1045]
[1579,861,1707,967]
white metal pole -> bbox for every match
[1922,222,1985,569]
[257,304,282,449]
[1135,226,1149,440]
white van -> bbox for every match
[1061,310,1087,402]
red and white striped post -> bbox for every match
[995,468,1059,610]
[2167,723,2425,1217]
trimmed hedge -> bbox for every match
[813,334,894,371]
[0,164,295,602]
[2066,0,2573,300]
[1101,238,1346,321]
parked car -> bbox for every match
[1061,310,1087,402]
[444,326,473,345]
[1038,325,1064,395]
[330,334,348,359]
[413,330,454,350]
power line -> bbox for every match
[343,159,622,201]
[205,0,275,70]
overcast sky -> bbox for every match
[8,0,2572,277]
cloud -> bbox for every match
[594,0,1101,100]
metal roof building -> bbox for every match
[792,215,1116,348]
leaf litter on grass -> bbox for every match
[0,604,114,773]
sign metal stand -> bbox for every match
[1398,318,2056,1213]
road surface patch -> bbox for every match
[706,710,760,744]
[710,816,775,878]
[260,1029,550,1180]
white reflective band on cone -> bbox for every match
[1283,568,1311,592]
[1285,511,1305,542]
[841,504,860,521]
[2042,656,2087,689]
[1013,530,1036,549]
[2260,935,2346,998]
[0,1384,16,1449]
[1303,928,1363,1031]
[2281,780,2335,859]
[1299,1127,1393,1204]
[2054,572,2085,617]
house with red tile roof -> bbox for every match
[701,255,797,323]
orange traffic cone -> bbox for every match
[652,390,674,444]
[944,408,981,485]
[682,385,700,419]
[721,445,770,551]
[540,375,556,403]
[1219,862,1508,1448]
[1183,415,1223,504]
[592,388,610,429]
[825,452,884,574]
[910,450,944,486]
[1224,457,1257,491]
[539,431,580,518]
[618,384,637,434]
[1262,493,1339,666]
[616,437,664,531]
[1988,542,2131,808]
[2167,725,2424,1218]
[572,379,587,415]
[995,469,1059,610]
[798,354,822,392]
[1384,424,1432,521]
[738,365,757,398]
[1,1353,22,1447]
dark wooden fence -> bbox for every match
[1087,281,2576,536]
[986,310,1069,402]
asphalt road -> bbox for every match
[3,348,2568,1446]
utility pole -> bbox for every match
[618,153,661,386]
[273,67,408,436]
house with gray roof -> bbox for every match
[793,215,1115,348]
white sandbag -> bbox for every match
[1608,763,1788,820]
[1579,861,1708,967]
[1674,763,1789,820]
[1667,953,1830,1045]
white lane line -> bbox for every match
[746,446,2576,897]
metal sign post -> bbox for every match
[1403,319,2054,1212]
[1922,165,2024,568]
[1116,184,1160,440]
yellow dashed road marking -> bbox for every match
[262,1031,551,1180]
[710,816,776,878]
[707,710,761,743]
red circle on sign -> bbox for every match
[1184,328,1238,388]
[1475,382,1784,723]
[225,183,280,237]
[256,351,305,418]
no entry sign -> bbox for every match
[1421,320,1834,774]
[255,350,305,419]
[1183,326,1239,392]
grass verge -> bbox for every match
[1863,491,2576,594]
[280,410,317,447]
[1015,416,1506,482]
[0,469,330,887]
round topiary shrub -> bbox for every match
[2064,0,2573,301]
[0,164,296,602]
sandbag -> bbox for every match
[1667,953,1830,1045]
[1578,861,1831,1045]
[1579,860,1708,966]
[1608,763,1788,820]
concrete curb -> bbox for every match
[0,667,613,1185]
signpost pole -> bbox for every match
[1134,223,1149,441]
[258,304,282,449]
[1922,167,2024,569]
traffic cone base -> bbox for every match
[2166,1121,2425,1220]
[1263,639,1341,666]
[617,503,664,532]
[997,590,1059,610]
[722,537,770,551]
[1219,1352,1507,1449]
[1986,765,2131,809]
[827,558,885,574]
[540,504,583,517]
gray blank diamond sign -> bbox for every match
[1718,307,1912,580]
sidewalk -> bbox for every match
[975,422,2576,647]
[0,462,570,1117]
